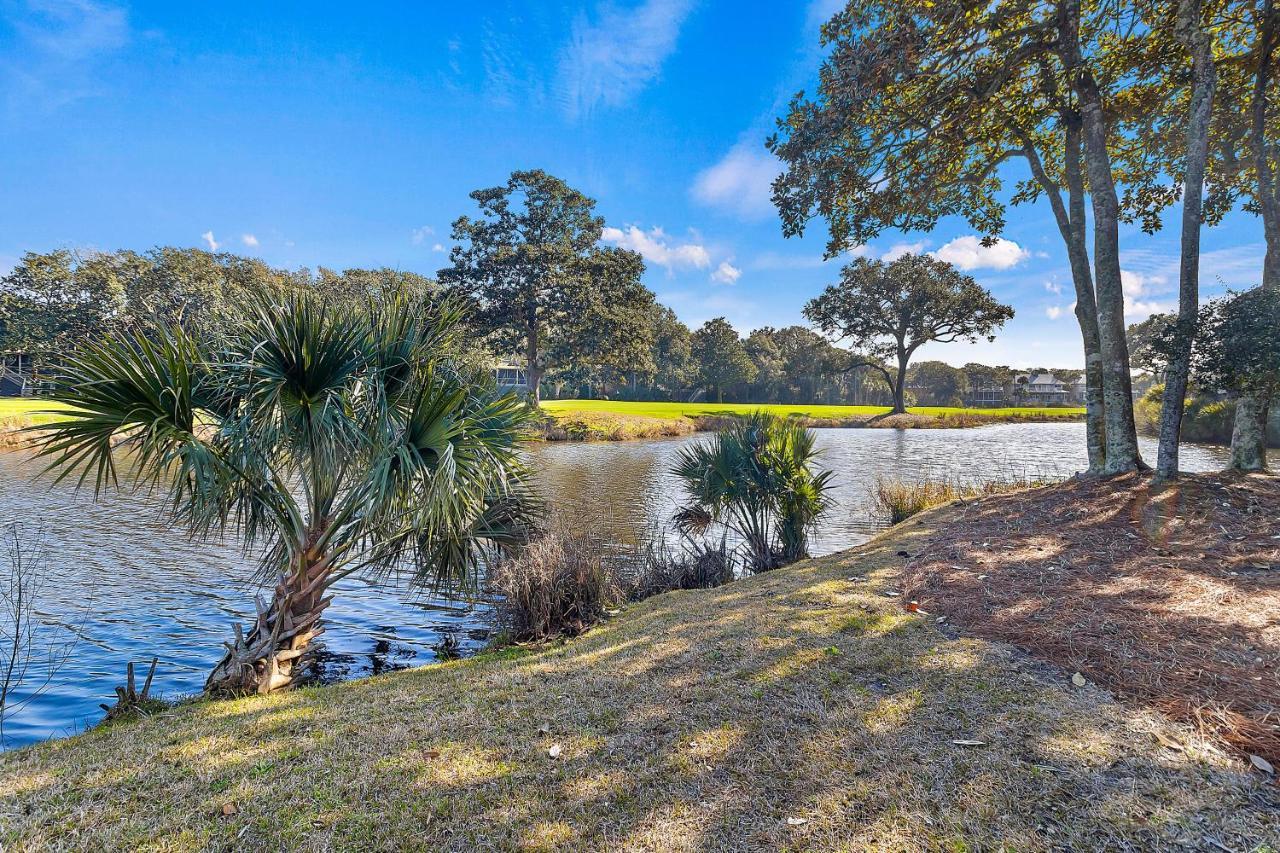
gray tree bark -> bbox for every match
[1060,0,1143,473]
[1157,0,1217,479]
[1021,116,1106,473]
[1229,0,1278,470]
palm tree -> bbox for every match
[32,293,538,696]
[672,412,833,572]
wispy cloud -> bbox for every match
[411,225,436,245]
[557,0,695,121]
[2,0,130,114]
[691,141,781,220]
[602,224,710,271]
[241,233,259,248]
[201,230,219,251]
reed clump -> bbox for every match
[872,471,1056,524]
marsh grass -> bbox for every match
[873,471,1058,524]
[626,532,735,600]
[489,526,625,642]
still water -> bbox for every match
[0,423,1229,747]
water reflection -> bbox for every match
[0,423,1230,747]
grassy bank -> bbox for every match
[1,500,1273,851]
[539,400,1084,441]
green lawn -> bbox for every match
[540,399,1084,420]
[0,505,1270,849]
[0,397,75,425]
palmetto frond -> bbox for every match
[672,412,834,571]
[35,290,539,592]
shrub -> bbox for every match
[872,472,1056,524]
[489,527,623,642]
[1135,385,1280,446]
[673,412,834,572]
[627,533,735,601]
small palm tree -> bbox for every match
[33,292,537,696]
[672,412,833,572]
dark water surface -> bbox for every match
[0,423,1229,747]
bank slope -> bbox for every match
[0,511,1274,851]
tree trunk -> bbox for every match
[892,353,909,414]
[1021,109,1107,473]
[205,550,333,696]
[1157,0,1216,480]
[1229,396,1269,471]
[1062,2,1143,473]
[1229,0,1277,469]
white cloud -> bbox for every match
[602,225,710,271]
[241,233,259,247]
[431,243,446,253]
[201,230,219,251]
[1044,280,1063,296]
[1118,270,1172,318]
[932,236,1029,271]
[710,261,741,284]
[411,225,435,245]
[557,0,694,120]
[1045,305,1064,320]
[692,142,781,220]
[881,241,927,262]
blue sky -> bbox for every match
[0,0,1268,368]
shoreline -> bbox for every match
[2,482,1274,849]
[536,405,1084,442]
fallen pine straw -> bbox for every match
[901,472,1280,767]
[1,512,1276,850]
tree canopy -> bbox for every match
[804,254,1013,413]
[438,169,654,404]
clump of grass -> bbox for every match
[872,471,1057,524]
[627,533,735,601]
[489,526,623,642]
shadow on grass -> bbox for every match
[1,518,1276,851]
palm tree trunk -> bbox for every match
[205,550,334,696]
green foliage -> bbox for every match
[691,318,757,403]
[805,254,1013,411]
[1192,288,1280,401]
[672,412,833,571]
[0,250,127,367]
[907,361,969,406]
[33,291,538,592]
[437,170,656,402]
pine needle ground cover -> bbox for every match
[1,504,1274,851]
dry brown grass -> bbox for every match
[872,473,1058,524]
[902,472,1280,768]
[0,512,1275,850]
[537,411,697,442]
[0,416,33,449]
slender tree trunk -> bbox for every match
[206,548,333,696]
[1062,0,1143,473]
[1157,0,1216,479]
[1023,115,1107,473]
[1229,0,1277,469]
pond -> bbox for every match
[0,423,1230,748]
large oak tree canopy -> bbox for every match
[804,254,1013,413]
[437,169,655,404]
